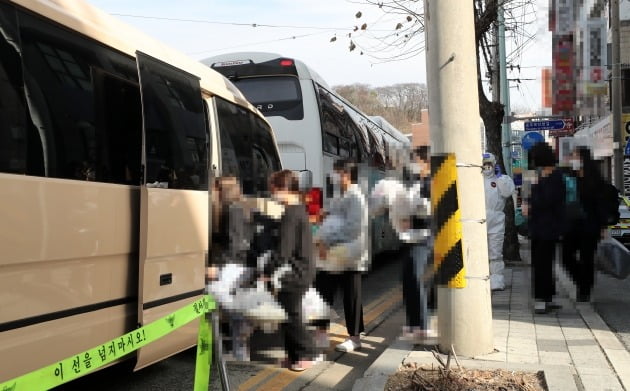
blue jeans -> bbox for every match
[402,243,429,329]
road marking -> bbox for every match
[255,370,302,391]
[364,289,403,325]
[249,286,403,390]
[236,367,279,391]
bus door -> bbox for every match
[135,52,210,369]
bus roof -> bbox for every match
[202,51,331,89]
[203,51,409,146]
[369,116,410,144]
[11,0,262,115]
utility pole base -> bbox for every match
[437,282,494,357]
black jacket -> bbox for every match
[576,176,608,238]
[212,204,254,267]
[529,168,566,241]
[263,204,315,291]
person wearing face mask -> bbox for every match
[314,159,368,353]
[261,170,318,371]
[561,146,608,302]
[523,142,566,314]
[482,152,516,291]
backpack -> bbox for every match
[599,183,620,226]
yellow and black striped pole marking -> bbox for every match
[431,153,466,288]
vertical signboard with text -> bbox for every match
[582,18,608,96]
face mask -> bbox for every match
[330,172,342,185]
[482,166,494,177]
[409,162,422,176]
[570,159,582,171]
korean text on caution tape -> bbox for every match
[1,295,216,391]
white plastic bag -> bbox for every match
[596,237,630,279]
[302,287,330,323]
[206,264,250,308]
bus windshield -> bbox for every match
[231,76,304,120]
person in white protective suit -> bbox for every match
[482,152,516,291]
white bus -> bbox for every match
[0,0,282,383]
[203,52,411,255]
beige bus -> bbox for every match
[0,0,282,382]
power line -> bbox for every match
[110,13,396,32]
[187,31,329,56]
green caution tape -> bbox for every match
[1,295,216,391]
[193,313,213,391]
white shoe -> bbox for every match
[534,301,548,314]
[335,337,361,352]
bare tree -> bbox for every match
[333,82,428,132]
[335,0,538,261]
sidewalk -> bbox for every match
[353,242,630,391]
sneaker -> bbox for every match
[289,360,315,372]
[421,329,438,339]
[402,327,437,342]
[534,302,548,314]
[335,337,361,352]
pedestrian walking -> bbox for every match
[562,146,610,302]
[371,146,434,341]
[314,159,368,353]
[264,170,318,371]
[523,142,565,314]
[482,152,516,291]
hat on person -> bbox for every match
[482,152,496,166]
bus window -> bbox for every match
[136,53,208,190]
[18,10,147,185]
[94,71,142,185]
[0,4,38,176]
[231,76,304,120]
[323,131,339,155]
[251,115,281,195]
[339,138,351,157]
[215,97,255,194]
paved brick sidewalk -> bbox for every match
[354,262,630,391]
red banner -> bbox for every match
[552,35,575,115]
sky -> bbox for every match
[88,0,552,113]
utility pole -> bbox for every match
[612,0,623,190]
[424,0,493,356]
[498,4,513,177]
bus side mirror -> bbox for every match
[297,170,313,192]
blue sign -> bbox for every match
[522,132,544,151]
[524,120,567,131]
[625,139,630,156]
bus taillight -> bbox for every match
[279,59,294,67]
[305,187,323,220]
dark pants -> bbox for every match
[531,238,556,302]
[277,288,316,363]
[314,271,365,336]
[401,243,429,329]
[562,231,598,299]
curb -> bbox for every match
[351,339,414,391]
[555,264,630,391]
[352,344,578,391]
